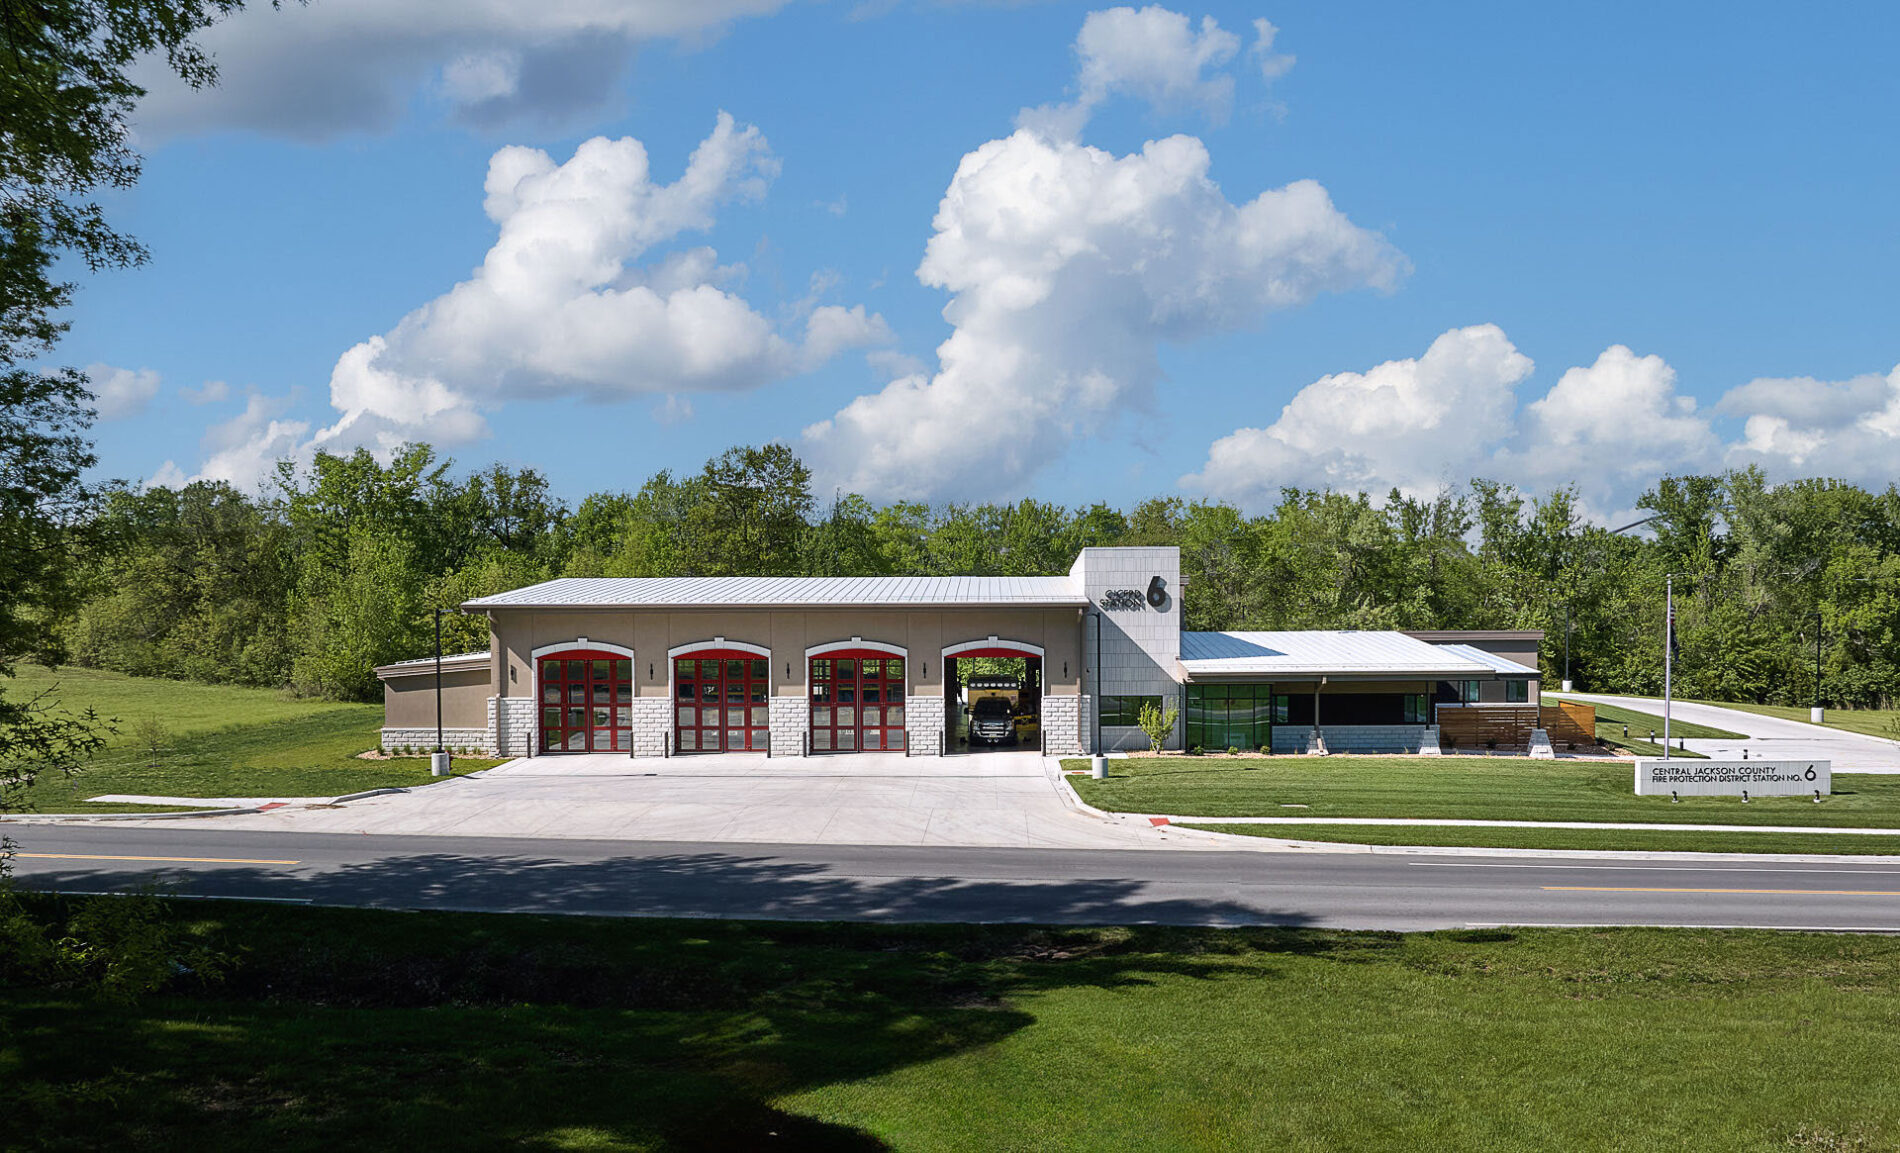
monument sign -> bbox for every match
[1634,758,1830,797]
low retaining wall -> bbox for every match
[1272,724,1430,754]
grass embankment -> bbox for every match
[1066,755,1900,854]
[1552,696,1745,758]
[5,665,504,813]
[1689,698,1900,743]
[6,899,1900,1152]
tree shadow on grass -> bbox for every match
[4,852,1385,1151]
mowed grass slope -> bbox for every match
[4,665,502,811]
[1066,755,1900,828]
[5,900,1899,1152]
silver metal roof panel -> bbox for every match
[1179,630,1498,678]
[462,574,1089,610]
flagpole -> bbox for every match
[1663,573,1673,760]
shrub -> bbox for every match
[1,883,229,1001]
[1226,745,1240,756]
[1136,700,1180,753]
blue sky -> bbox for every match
[66,1,1900,518]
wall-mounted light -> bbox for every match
[648,662,654,679]
[785,661,791,677]
[922,661,928,679]
[1063,661,1068,678]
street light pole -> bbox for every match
[1662,574,1673,760]
[1813,610,1824,725]
[431,607,452,777]
[1562,602,1572,693]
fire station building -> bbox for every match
[376,547,1547,759]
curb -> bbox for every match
[330,786,411,804]
[0,805,265,823]
[1,784,421,825]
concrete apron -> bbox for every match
[89,751,1242,851]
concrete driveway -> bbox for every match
[1556,693,1900,772]
[137,751,1221,850]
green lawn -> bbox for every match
[5,899,1899,1151]
[1065,755,1900,829]
[4,665,503,812]
[1183,823,1900,855]
[1690,698,1900,743]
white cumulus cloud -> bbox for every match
[314,113,889,455]
[803,128,1406,501]
[1020,5,1249,138]
[131,0,793,139]
[1718,366,1900,484]
[159,392,313,493]
[1185,325,1532,503]
[1186,329,1800,519]
[86,363,161,420]
[1501,345,1718,507]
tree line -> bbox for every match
[60,444,1900,709]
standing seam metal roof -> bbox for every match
[1178,630,1502,676]
[462,574,1088,609]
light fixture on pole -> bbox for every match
[431,607,452,777]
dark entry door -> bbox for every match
[809,654,906,752]
[538,653,632,752]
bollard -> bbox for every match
[430,751,451,777]
[1090,755,1107,779]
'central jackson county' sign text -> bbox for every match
[1634,758,1830,797]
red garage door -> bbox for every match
[674,653,770,753]
[809,653,905,752]
[538,652,632,753]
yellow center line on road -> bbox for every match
[1545,885,1900,897]
[14,852,300,866]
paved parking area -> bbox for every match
[127,751,1224,850]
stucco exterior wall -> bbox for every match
[485,606,1085,704]
[381,666,493,729]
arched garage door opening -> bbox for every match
[535,647,634,753]
[671,644,771,754]
[808,643,906,753]
[943,639,1043,753]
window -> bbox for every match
[1402,694,1431,724]
[1459,680,1481,703]
[1100,695,1162,726]
[1504,679,1529,703]
[1184,683,1274,751]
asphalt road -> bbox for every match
[9,825,1900,931]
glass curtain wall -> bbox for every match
[1184,683,1280,752]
